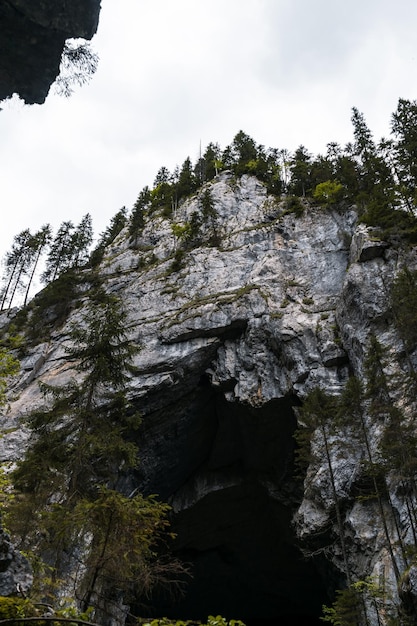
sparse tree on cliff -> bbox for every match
[289,145,312,197]
[1,229,34,311]
[54,41,99,98]
[337,376,403,581]
[42,220,75,283]
[129,186,150,243]
[9,293,183,619]
[391,98,417,212]
[0,347,19,407]
[295,387,352,585]
[90,207,127,266]
[22,224,52,306]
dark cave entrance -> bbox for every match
[138,386,335,625]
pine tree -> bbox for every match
[23,224,52,306]
[338,376,403,581]
[296,388,352,584]
[289,145,312,196]
[90,208,127,267]
[1,229,34,310]
[42,221,75,283]
[391,98,417,213]
[129,186,150,243]
[71,214,93,268]
[391,267,417,351]
[0,347,19,407]
[8,294,183,620]
[177,156,197,201]
[10,295,139,539]
[202,142,222,180]
[362,335,413,570]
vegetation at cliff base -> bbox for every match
[4,292,185,624]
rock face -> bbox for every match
[2,173,417,623]
[0,0,101,104]
[0,527,32,596]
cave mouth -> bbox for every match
[142,391,334,625]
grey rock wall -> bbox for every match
[2,174,416,622]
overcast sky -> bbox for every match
[1,0,417,261]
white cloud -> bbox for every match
[1,0,417,265]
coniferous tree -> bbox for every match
[322,578,389,626]
[42,220,75,283]
[338,376,403,581]
[198,187,219,245]
[129,186,150,243]
[230,131,258,175]
[309,154,334,189]
[8,294,183,619]
[363,335,410,569]
[296,387,352,585]
[12,294,139,507]
[90,207,128,266]
[262,147,282,195]
[0,347,19,407]
[71,213,93,268]
[177,156,197,201]
[202,142,222,180]
[22,224,52,306]
[1,229,34,311]
[391,268,417,352]
[289,145,312,197]
[391,98,417,213]
[150,166,174,215]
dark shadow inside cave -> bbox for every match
[137,383,337,625]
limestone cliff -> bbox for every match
[1,173,416,624]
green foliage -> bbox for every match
[391,267,417,350]
[322,578,391,626]
[69,486,175,611]
[27,269,81,342]
[1,229,36,311]
[198,188,219,246]
[140,617,245,626]
[0,348,19,406]
[42,217,92,284]
[5,99,417,301]
[283,195,304,216]
[313,180,344,206]
[177,157,197,200]
[6,295,183,622]
[172,223,192,241]
[130,186,151,241]
[289,145,312,196]
[90,208,127,267]
[13,297,140,502]
[0,596,38,621]
[169,249,185,273]
[391,98,417,212]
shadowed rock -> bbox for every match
[0,0,101,104]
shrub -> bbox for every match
[313,180,344,205]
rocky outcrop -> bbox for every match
[0,527,32,596]
[0,0,101,104]
[2,173,416,623]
